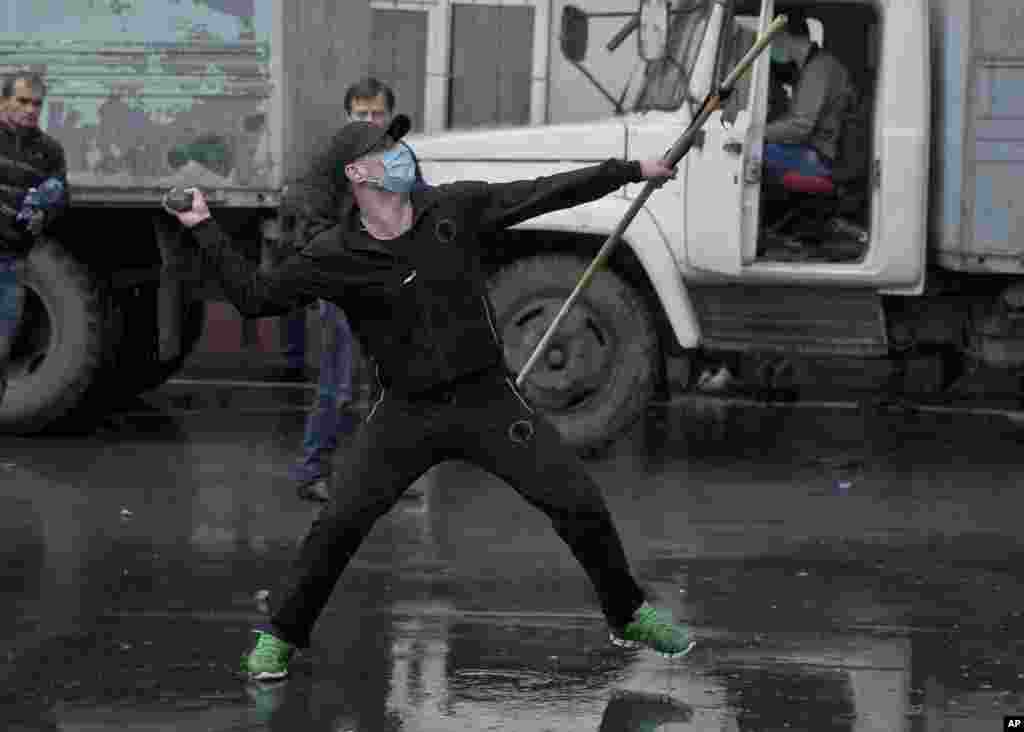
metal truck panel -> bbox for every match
[0,1,279,205]
[276,0,370,186]
[933,0,1024,269]
[0,1,368,207]
[973,0,1024,56]
[968,0,1024,260]
[412,117,629,165]
[929,0,970,259]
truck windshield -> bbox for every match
[632,0,713,112]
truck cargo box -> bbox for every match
[0,0,368,208]
[931,0,1024,271]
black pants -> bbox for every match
[270,365,646,648]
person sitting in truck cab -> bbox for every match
[762,14,857,186]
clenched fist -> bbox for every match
[638,159,678,187]
[163,187,212,228]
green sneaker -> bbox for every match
[609,603,695,659]
[242,631,294,681]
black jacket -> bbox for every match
[0,122,69,246]
[191,159,644,395]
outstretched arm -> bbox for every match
[476,158,675,232]
[165,189,319,319]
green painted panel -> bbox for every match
[0,0,279,192]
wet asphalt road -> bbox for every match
[3,386,1024,731]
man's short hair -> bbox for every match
[343,77,395,114]
[2,71,47,99]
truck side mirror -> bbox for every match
[560,5,589,63]
[638,0,669,61]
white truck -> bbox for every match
[4,0,1019,454]
[407,0,1024,451]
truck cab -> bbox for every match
[411,0,1024,452]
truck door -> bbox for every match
[684,0,929,293]
[685,0,773,275]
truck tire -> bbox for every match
[0,238,105,434]
[131,297,206,395]
[98,292,206,400]
[488,253,658,452]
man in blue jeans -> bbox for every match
[289,77,426,502]
[0,73,70,403]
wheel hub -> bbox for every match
[501,297,614,412]
[546,346,567,369]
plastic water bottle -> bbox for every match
[15,188,41,228]
[15,178,65,230]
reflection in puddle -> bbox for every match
[3,400,1024,730]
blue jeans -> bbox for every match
[0,254,24,371]
[763,143,833,183]
[283,308,307,370]
[295,301,355,477]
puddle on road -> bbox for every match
[3,549,1021,731]
[4,395,1024,729]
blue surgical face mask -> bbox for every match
[370,144,417,193]
[770,44,786,64]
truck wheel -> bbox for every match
[99,293,206,400]
[0,238,105,434]
[488,253,659,452]
[132,298,206,395]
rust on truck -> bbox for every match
[0,0,280,207]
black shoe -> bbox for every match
[296,478,330,503]
[289,461,331,503]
